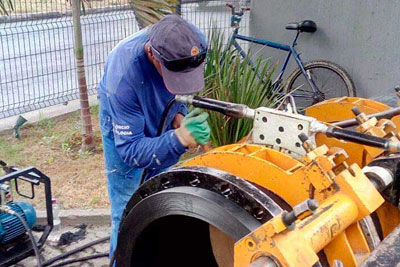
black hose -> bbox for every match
[189,96,251,118]
[139,98,176,185]
[326,127,390,149]
[157,98,177,136]
[49,252,109,267]
[41,236,109,266]
[12,211,42,267]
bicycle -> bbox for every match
[226,3,356,109]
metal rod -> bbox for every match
[333,107,400,128]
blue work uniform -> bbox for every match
[98,28,188,259]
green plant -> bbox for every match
[42,135,58,144]
[130,0,179,29]
[200,29,276,146]
[0,138,25,164]
[36,112,55,131]
[61,142,72,152]
[90,104,99,115]
[78,149,92,158]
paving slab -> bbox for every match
[36,209,111,226]
[16,224,111,267]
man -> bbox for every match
[98,15,210,260]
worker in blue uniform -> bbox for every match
[98,15,210,261]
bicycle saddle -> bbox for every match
[285,20,317,33]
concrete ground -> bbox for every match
[16,224,110,267]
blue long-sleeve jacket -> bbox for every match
[98,28,188,174]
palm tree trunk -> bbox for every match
[72,0,94,152]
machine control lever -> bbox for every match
[282,199,319,226]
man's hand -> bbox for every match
[175,108,210,147]
[172,113,185,129]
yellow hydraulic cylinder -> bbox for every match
[235,194,360,267]
[298,193,359,253]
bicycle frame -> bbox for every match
[229,17,318,99]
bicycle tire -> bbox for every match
[283,60,356,109]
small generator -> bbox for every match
[0,160,53,266]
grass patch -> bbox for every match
[0,138,26,165]
[0,109,108,209]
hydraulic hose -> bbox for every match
[324,127,400,151]
[41,236,109,266]
[49,252,109,267]
[139,98,177,185]
[175,95,255,118]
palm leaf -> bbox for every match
[130,0,180,29]
[0,0,14,15]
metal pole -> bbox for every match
[72,0,94,152]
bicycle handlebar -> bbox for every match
[226,3,234,9]
[225,2,251,12]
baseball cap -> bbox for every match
[149,15,207,95]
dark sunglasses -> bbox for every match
[151,45,207,72]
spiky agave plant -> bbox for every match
[200,29,276,146]
[130,0,180,29]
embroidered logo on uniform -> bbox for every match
[191,46,199,56]
[114,124,133,136]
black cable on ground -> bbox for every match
[49,252,109,267]
[41,236,109,266]
[13,211,42,267]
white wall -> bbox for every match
[250,0,400,106]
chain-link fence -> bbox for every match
[0,0,249,119]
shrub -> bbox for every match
[200,29,276,146]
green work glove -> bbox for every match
[175,108,211,147]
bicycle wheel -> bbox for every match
[284,60,356,110]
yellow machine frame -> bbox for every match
[181,97,400,266]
